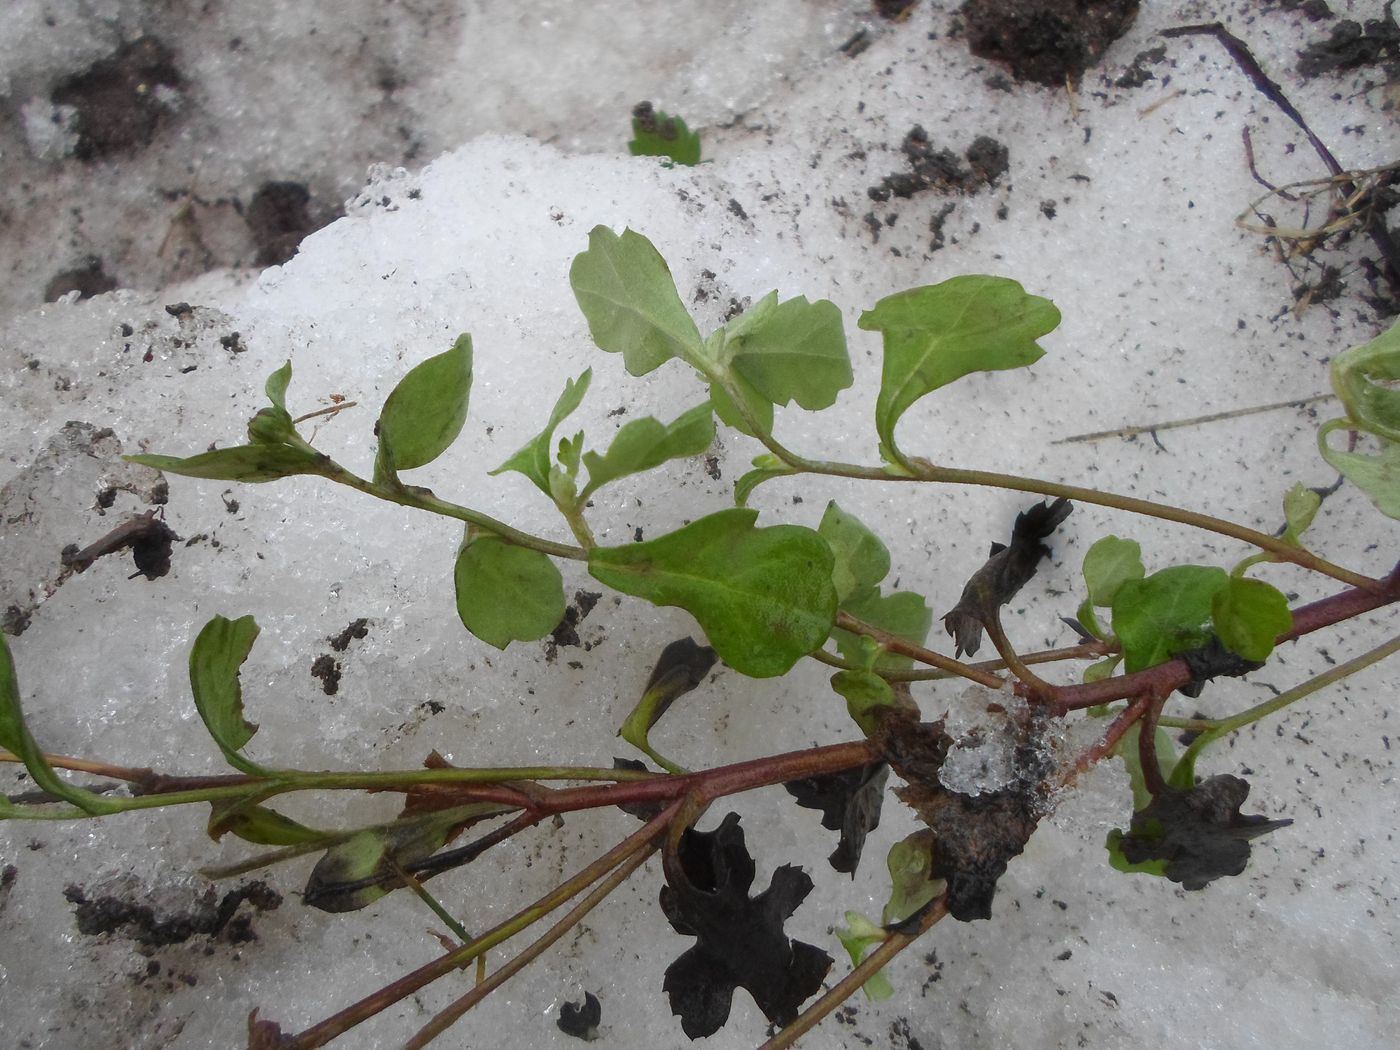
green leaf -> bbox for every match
[1105,827,1169,878]
[375,334,473,479]
[0,634,119,815]
[882,830,944,926]
[265,361,293,412]
[1111,566,1230,673]
[859,276,1060,460]
[1211,577,1292,663]
[1113,721,1178,811]
[709,375,774,438]
[715,292,853,411]
[1281,483,1322,546]
[734,454,798,506]
[208,796,324,846]
[1082,655,1121,684]
[1329,317,1400,441]
[189,615,268,776]
[1318,419,1400,519]
[126,444,329,483]
[454,535,565,649]
[1076,599,1107,641]
[570,226,704,376]
[818,501,891,603]
[581,402,714,499]
[491,370,592,497]
[833,589,932,672]
[588,508,837,678]
[628,104,702,167]
[829,669,896,736]
[1082,536,1144,608]
[835,912,895,1001]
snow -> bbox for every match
[2,2,1398,1049]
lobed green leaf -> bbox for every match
[1212,577,1292,663]
[1111,566,1229,673]
[570,226,703,376]
[189,614,269,775]
[1329,317,1400,441]
[581,402,714,499]
[491,370,592,497]
[454,534,565,649]
[1318,419,1400,519]
[833,589,933,672]
[127,444,330,483]
[859,276,1059,461]
[375,334,473,481]
[715,292,853,411]
[588,508,837,678]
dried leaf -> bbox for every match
[783,761,888,875]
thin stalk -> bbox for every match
[835,611,1005,689]
[1178,631,1400,772]
[291,803,678,1049]
[402,840,657,1050]
[759,898,949,1050]
[807,641,1111,681]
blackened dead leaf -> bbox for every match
[557,991,602,1041]
[247,1010,294,1050]
[612,758,668,822]
[660,813,832,1038]
[61,509,178,580]
[1178,636,1265,698]
[1115,774,1292,890]
[641,637,718,724]
[942,498,1072,656]
[783,761,889,875]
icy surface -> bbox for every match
[2,2,1399,1049]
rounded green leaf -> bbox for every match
[859,276,1060,460]
[454,535,565,649]
[569,227,703,375]
[818,501,891,603]
[830,669,896,736]
[832,589,932,672]
[718,292,853,411]
[1281,483,1322,545]
[1329,317,1400,441]
[376,334,473,473]
[1318,419,1400,520]
[581,402,714,499]
[1212,577,1292,663]
[1082,535,1145,608]
[1111,566,1229,673]
[588,508,837,678]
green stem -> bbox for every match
[808,640,1111,681]
[1178,631,1400,772]
[324,462,588,560]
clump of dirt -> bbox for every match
[867,127,1009,202]
[64,880,282,948]
[328,617,370,652]
[310,654,342,695]
[960,0,1140,86]
[547,590,603,659]
[246,181,339,267]
[51,37,183,159]
[44,257,118,302]
[1297,13,1400,78]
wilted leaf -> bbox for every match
[303,816,469,913]
[127,444,330,483]
[189,615,268,776]
[882,830,945,928]
[581,403,714,498]
[783,761,889,875]
[659,813,832,1038]
[556,991,602,1041]
[1113,774,1292,890]
[1329,316,1400,441]
[818,501,891,603]
[570,226,704,375]
[942,498,1072,657]
[491,370,592,498]
[1111,565,1230,673]
[629,102,701,166]
[374,334,473,479]
[860,276,1059,460]
[1211,576,1292,663]
[454,535,565,649]
[715,292,853,411]
[619,637,718,773]
[588,509,837,678]
[208,796,323,846]
[1318,419,1400,520]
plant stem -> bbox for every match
[835,611,1005,689]
[291,803,678,1049]
[402,839,657,1050]
[759,898,949,1050]
[1178,631,1400,772]
[808,641,1112,681]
